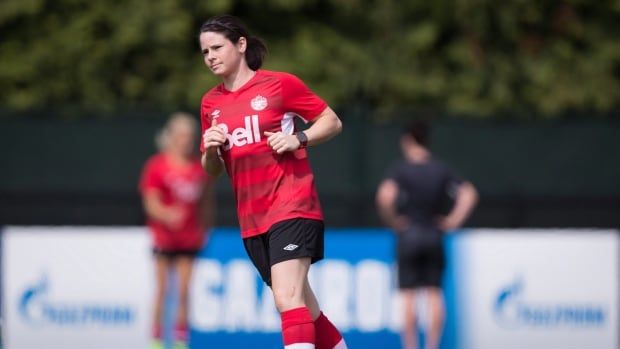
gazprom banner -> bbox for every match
[1,227,153,349]
[2,227,618,349]
[455,229,619,349]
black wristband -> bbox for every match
[295,131,308,149]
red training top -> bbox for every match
[200,70,326,238]
[140,153,209,250]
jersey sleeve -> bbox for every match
[199,94,212,153]
[280,73,328,123]
[139,157,164,195]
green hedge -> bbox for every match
[1,0,619,118]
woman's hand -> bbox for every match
[264,131,301,154]
[201,118,226,176]
[202,118,227,151]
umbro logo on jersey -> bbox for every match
[283,244,299,251]
[251,95,268,111]
[211,109,221,119]
[217,115,261,151]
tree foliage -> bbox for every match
[1,0,619,118]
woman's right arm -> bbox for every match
[201,148,224,177]
[201,118,226,177]
[198,178,216,230]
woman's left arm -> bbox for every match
[302,107,342,146]
[264,107,342,153]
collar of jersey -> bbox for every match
[219,69,262,94]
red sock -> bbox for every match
[314,312,347,349]
[174,322,188,342]
[281,307,315,348]
[152,324,162,340]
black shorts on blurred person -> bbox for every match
[396,225,445,288]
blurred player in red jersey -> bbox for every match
[140,112,214,349]
[198,15,347,349]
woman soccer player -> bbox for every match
[198,15,347,349]
[140,112,214,349]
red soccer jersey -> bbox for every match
[139,153,209,250]
[200,70,327,238]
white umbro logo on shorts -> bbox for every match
[283,244,299,251]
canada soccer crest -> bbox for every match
[250,95,268,111]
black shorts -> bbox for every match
[153,247,201,260]
[243,218,324,286]
[396,229,445,289]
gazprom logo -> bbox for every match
[19,274,136,327]
[493,277,606,328]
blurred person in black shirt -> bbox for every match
[376,120,478,349]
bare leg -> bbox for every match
[400,289,417,349]
[303,278,321,320]
[153,256,170,338]
[174,256,195,328]
[424,287,445,349]
[271,257,315,348]
[271,257,311,312]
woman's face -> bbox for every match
[199,31,246,78]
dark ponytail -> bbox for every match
[199,15,268,70]
[245,36,267,71]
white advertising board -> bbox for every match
[1,226,153,349]
[457,229,619,349]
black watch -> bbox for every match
[295,131,308,149]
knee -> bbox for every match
[272,285,304,312]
